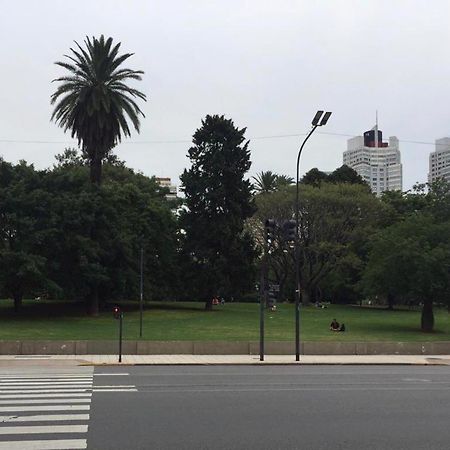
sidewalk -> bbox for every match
[1,354,450,365]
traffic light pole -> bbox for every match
[139,245,144,338]
[118,312,123,363]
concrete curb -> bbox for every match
[3,355,450,366]
[2,340,450,355]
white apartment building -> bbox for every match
[428,137,450,183]
[343,124,402,195]
[155,177,177,200]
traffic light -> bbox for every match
[265,219,277,244]
[113,306,121,320]
[282,220,296,242]
[267,289,277,309]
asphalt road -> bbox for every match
[1,364,450,449]
[88,365,450,450]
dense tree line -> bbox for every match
[0,153,178,314]
[2,142,450,332]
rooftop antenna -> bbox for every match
[375,110,379,147]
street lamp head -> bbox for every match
[319,111,332,126]
[311,110,324,126]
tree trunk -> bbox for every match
[90,156,102,185]
[387,293,395,310]
[421,300,434,332]
[13,293,22,313]
[301,288,311,305]
[87,285,100,316]
[204,298,213,311]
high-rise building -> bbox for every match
[343,122,402,195]
[428,137,450,184]
[155,177,177,200]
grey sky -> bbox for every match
[1,0,449,190]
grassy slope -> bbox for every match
[0,300,449,341]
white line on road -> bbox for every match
[93,373,129,376]
[0,405,91,412]
[0,393,92,399]
[0,380,93,385]
[92,388,137,392]
[0,413,89,422]
[92,385,135,388]
[0,376,93,380]
[0,374,93,379]
[0,399,91,405]
[139,386,450,394]
[0,383,92,388]
[0,424,88,434]
[0,439,87,449]
[0,389,91,394]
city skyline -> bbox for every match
[1,0,450,191]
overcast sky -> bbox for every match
[1,0,449,190]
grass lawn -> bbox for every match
[0,299,449,341]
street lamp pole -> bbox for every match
[295,111,332,361]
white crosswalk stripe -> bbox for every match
[0,369,93,449]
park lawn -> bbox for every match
[0,299,449,341]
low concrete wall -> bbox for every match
[1,340,450,355]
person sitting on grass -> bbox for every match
[330,319,340,332]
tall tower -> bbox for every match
[343,120,402,195]
[429,138,450,183]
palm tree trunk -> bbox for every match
[90,156,102,185]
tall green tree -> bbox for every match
[361,215,450,332]
[0,160,58,311]
[301,168,329,187]
[253,183,384,304]
[180,115,257,309]
[328,164,368,186]
[51,35,146,185]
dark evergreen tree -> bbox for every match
[301,168,329,187]
[180,115,257,309]
[328,164,368,186]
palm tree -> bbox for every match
[252,171,278,194]
[51,35,146,185]
[275,174,294,189]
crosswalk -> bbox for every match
[0,369,136,449]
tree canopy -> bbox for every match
[51,35,146,185]
[180,115,257,308]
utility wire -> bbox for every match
[0,131,447,147]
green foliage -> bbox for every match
[253,182,385,304]
[0,156,178,313]
[0,160,58,311]
[301,168,329,187]
[252,171,294,194]
[180,115,257,306]
[51,35,146,184]
[328,164,368,186]
[362,215,450,332]
[366,179,450,331]
[301,165,368,188]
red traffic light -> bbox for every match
[113,306,121,319]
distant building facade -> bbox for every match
[155,177,177,200]
[343,124,402,195]
[428,137,450,184]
